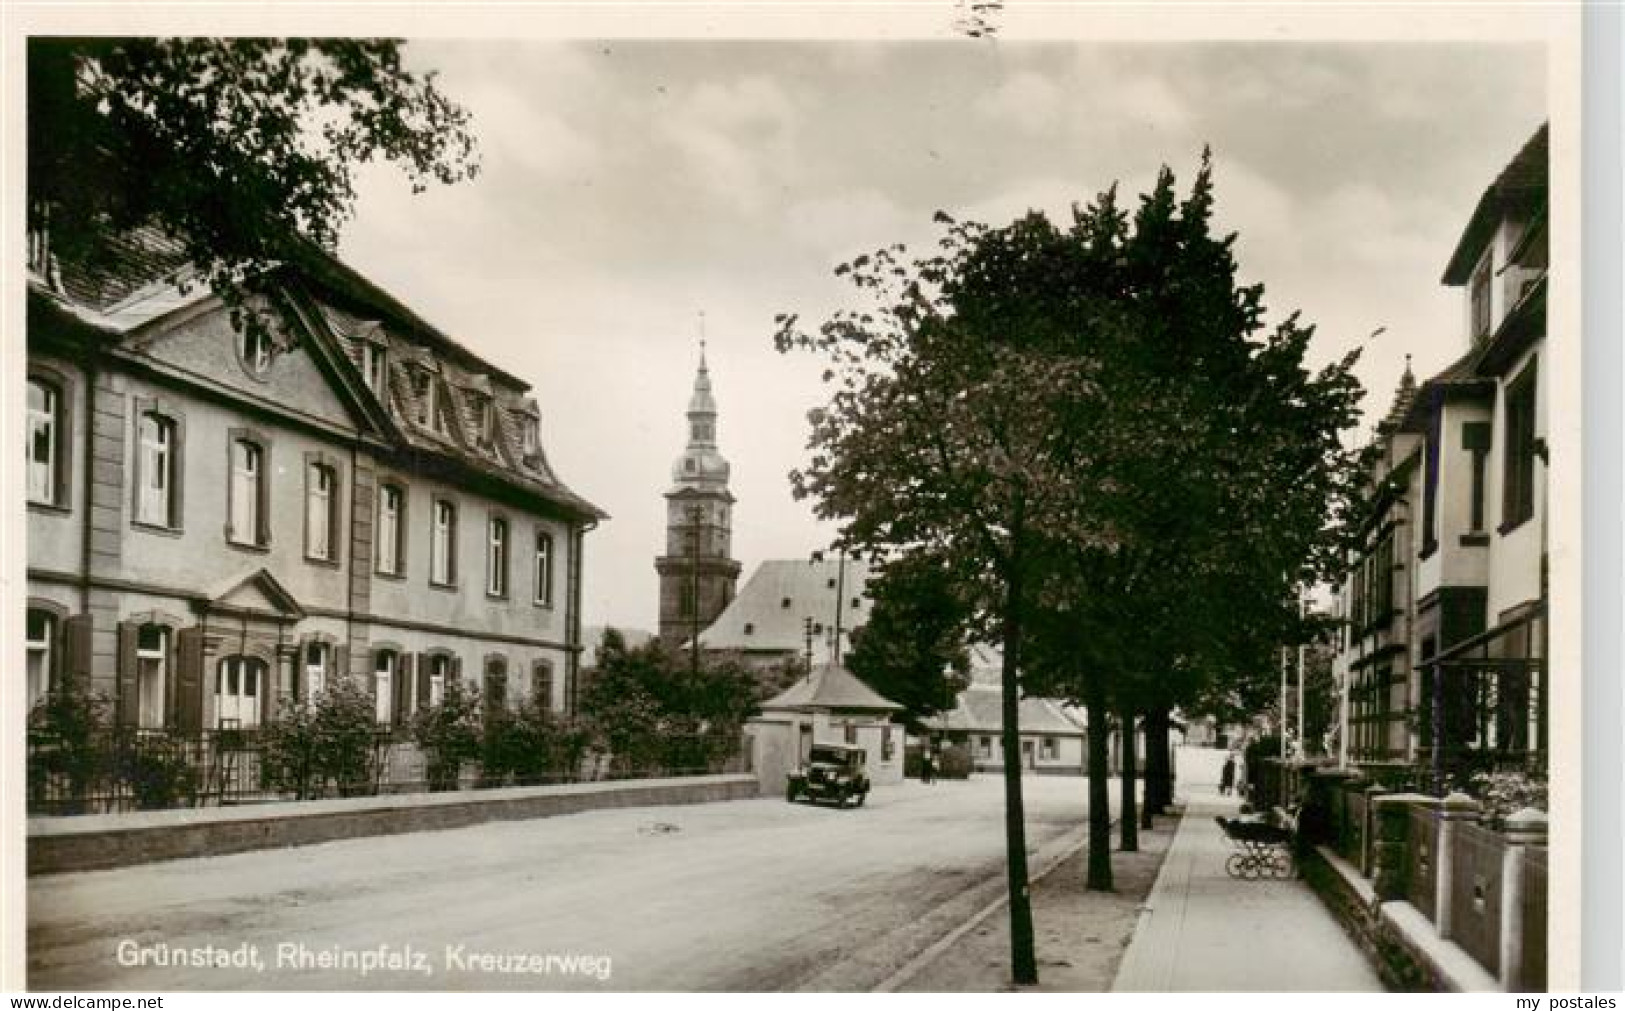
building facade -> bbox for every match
[25,231,605,744]
[655,349,741,646]
[1333,124,1548,781]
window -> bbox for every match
[844,723,858,745]
[679,585,695,618]
[743,622,755,636]
[522,416,539,456]
[363,343,387,393]
[533,660,554,710]
[135,625,168,729]
[135,411,178,527]
[26,609,56,708]
[431,499,456,585]
[429,653,450,707]
[239,327,273,376]
[487,516,509,597]
[533,531,554,606]
[1041,737,1058,761]
[304,642,330,700]
[227,437,268,547]
[214,655,264,729]
[27,378,61,506]
[781,597,792,609]
[1470,256,1493,342]
[376,483,404,575]
[305,460,338,561]
[1421,412,1440,556]
[473,396,494,449]
[1464,421,1492,534]
[979,736,993,760]
[374,650,398,725]
[1502,360,1539,530]
[882,727,895,762]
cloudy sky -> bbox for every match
[337,37,1546,635]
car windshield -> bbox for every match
[809,747,847,765]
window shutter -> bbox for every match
[175,627,204,733]
[392,653,410,728]
[63,613,94,691]
[416,653,433,709]
[116,621,140,727]
[452,655,464,690]
[334,646,350,688]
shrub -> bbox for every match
[114,731,197,810]
[27,680,111,815]
[1468,769,1548,829]
[260,679,385,799]
[412,679,482,791]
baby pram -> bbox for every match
[1214,812,1296,879]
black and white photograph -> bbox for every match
[4,1,1596,996]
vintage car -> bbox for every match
[786,743,870,808]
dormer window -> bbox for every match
[473,395,494,449]
[363,342,387,393]
[522,416,539,456]
[239,327,273,377]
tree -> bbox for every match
[776,213,1115,986]
[578,630,759,777]
[27,38,477,332]
[843,551,973,729]
[1011,159,1366,890]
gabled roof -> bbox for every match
[206,568,305,620]
[759,662,903,713]
[1442,124,1548,285]
[698,557,874,659]
[931,686,1086,736]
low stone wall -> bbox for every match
[1303,844,1500,992]
[28,774,758,875]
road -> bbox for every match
[29,775,1092,991]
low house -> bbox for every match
[927,685,1088,776]
[745,661,904,796]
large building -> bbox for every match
[654,349,741,645]
[1332,124,1548,781]
[25,228,606,740]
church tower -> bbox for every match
[656,345,742,646]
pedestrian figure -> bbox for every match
[921,750,936,785]
[1220,753,1236,796]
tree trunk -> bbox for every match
[1139,709,1159,830]
[1085,679,1114,891]
[1000,544,1038,985]
[1119,705,1139,851]
[1144,706,1171,815]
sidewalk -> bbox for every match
[1111,784,1386,992]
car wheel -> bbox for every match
[786,783,799,803]
[854,790,867,808]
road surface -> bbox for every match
[29,775,1091,991]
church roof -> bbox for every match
[759,661,903,713]
[698,557,874,660]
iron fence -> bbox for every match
[27,727,751,816]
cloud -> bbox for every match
[973,70,1062,133]
[656,75,800,210]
